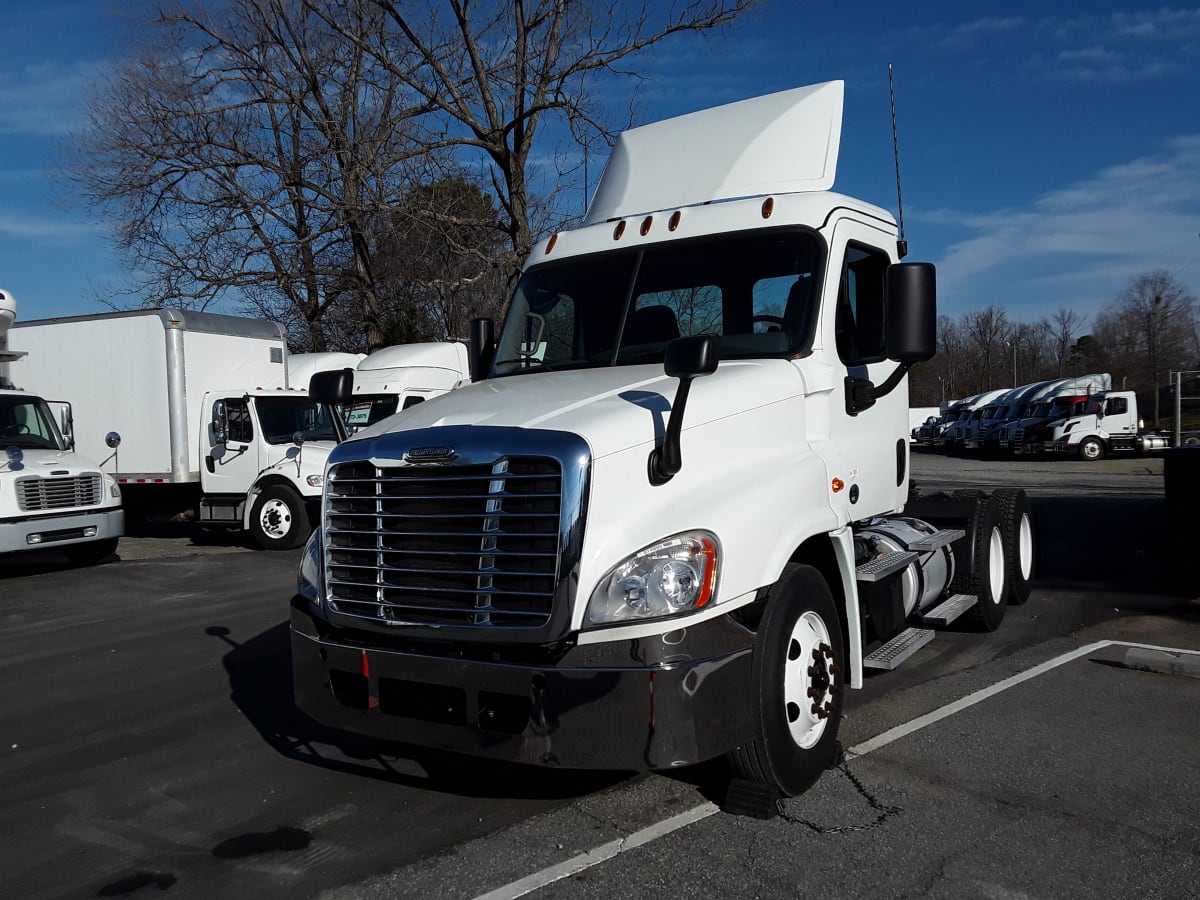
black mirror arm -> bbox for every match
[648,376,696,486]
[845,362,913,416]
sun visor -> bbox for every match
[583,81,843,226]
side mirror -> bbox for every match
[212,401,228,446]
[886,262,937,363]
[309,368,354,404]
[664,333,720,379]
[51,401,75,450]
[293,431,306,446]
[105,431,122,449]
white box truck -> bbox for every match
[292,82,1036,800]
[0,290,124,565]
[12,310,346,550]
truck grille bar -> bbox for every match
[324,457,563,629]
[16,474,103,512]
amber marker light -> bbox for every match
[545,233,558,254]
[613,220,626,240]
[831,477,845,493]
[640,216,653,236]
[761,197,774,219]
[696,536,719,609]
[669,210,681,231]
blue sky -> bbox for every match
[1,1,1198,328]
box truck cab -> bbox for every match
[200,387,344,548]
[293,82,1037,800]
[0,290,124,565]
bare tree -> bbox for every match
[68,0,435,350]
[1046,307,1085,377]
[1107,270,1197,424]
[313,0,756,269]
[962,306,1010,391]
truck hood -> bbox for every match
[0,447,106,475]
[346,361,804,460]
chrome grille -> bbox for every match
[16,474,103,512]
[324,457,563,628]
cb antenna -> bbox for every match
[889,64,908,259]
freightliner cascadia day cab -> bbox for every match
[289,343,469,434]
[293,82,1037,798]
[0,290,124,565]
[13,310,346,550]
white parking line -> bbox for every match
[472,640,1200,900]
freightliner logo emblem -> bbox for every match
[404,446,457,463]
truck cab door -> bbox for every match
[1103,394,1136,436]
[824,220,908,519]
[201,396,262,510]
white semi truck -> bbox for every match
[12,310,346,550]
[0,291,124,565]
[1047,389,1170,459]
[291,82,1036,799]
[289,343,468,434]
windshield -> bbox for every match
[255,397,340,444]
[0,395,67,450]
[493,229,824,376]
[343,394,400,433]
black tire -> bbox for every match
[249,485,309,550]
[1079,437,1105,461]
[992,488,1035,605]
[62,537,119,567]
[952,500,1007,631]
[728,564,845,798]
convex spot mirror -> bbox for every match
[309,368,355,405]
[886,262,937,363]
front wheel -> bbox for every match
[728,564,845,798]
[1079,437,1105,461]
[249,485,309,550]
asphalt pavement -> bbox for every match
[1,453,1196,899]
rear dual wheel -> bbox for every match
[992,489,1034,605]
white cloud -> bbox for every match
[0,214,101,240]
[0,60,108,136]
[924,136,1200,317]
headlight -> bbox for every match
[306,474,324,487]
[298,529,324,604]
[585,531,719,626]
[107,475,122,498]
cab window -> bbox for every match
[835,242,889,365]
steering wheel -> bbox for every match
[0,424,30,437]
[751,314,786,331]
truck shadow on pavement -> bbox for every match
[1030,495,1194,598]
[208,622,628,800]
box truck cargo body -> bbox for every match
[14,310,287,482]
